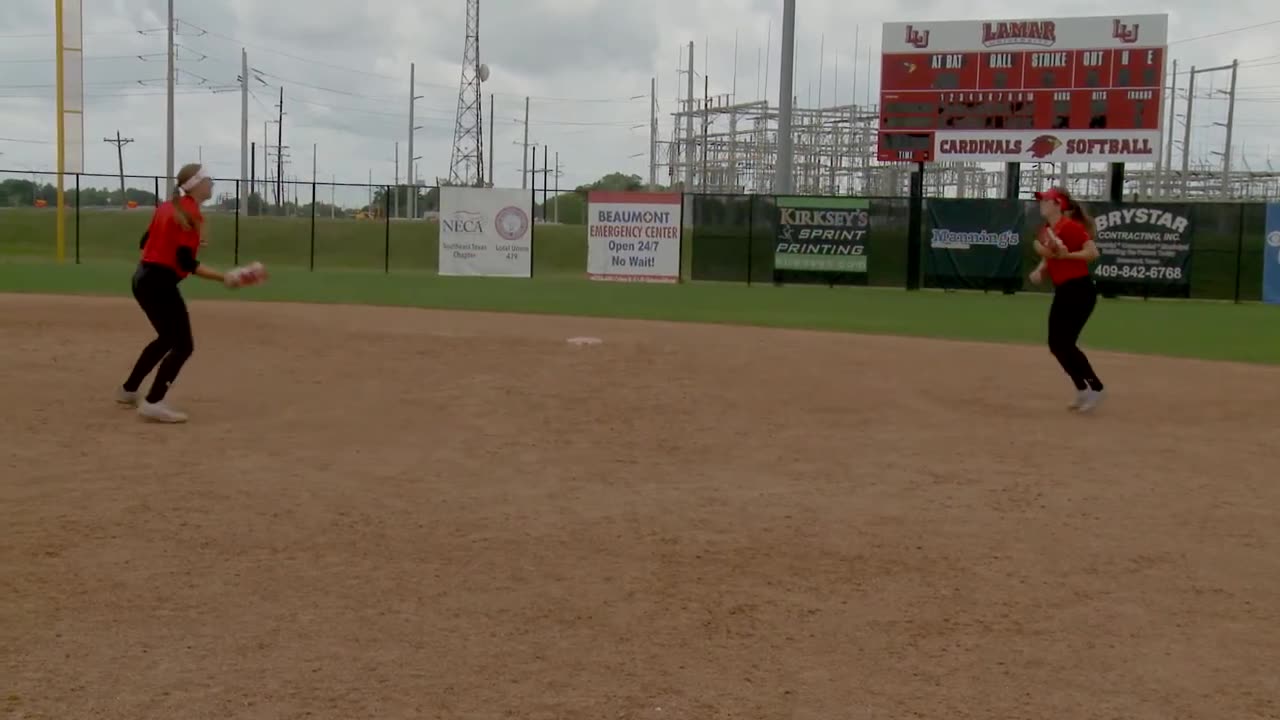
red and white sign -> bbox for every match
[878,13,1168,163]
[883,15,1167,53]
[586,191,682,283]
[934,129,1162,162]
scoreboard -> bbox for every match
[878,14,1168,163]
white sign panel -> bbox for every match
[934,129,1162,163]
[438,187,532,278]
[586,191,683,283]
[883,14,1168,53]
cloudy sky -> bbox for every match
[1,0,1277,205]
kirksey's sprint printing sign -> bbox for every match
[438,187,533,277]
[1087,203,1192,286]
[774,197,870,273]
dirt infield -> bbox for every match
[3,293,1278,720]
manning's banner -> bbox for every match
[1265,203,1280,305]
[774,197,870,273]
[1086,203,1192,288]
[438,187,532,277]
[925,199,1024,289]
[586,191,682,283]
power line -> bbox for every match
[1170,18,1280,45]
[0,54,143,63]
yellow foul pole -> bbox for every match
[55,0,66,264]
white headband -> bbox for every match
[180,167,211,192]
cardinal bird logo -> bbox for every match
[1027,134,1062,159]
[903,61,917,73]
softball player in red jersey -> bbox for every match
[1028,186,1105,413]
[117,163,266,423]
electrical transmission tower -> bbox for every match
[447,0,485,187]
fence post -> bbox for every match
[745,194,754,287]
[529,183,536,278]
[309,181,317,271]
[906,164,925,291]
[74,173,80,264]
[153,177,160,207]
[1233,202,1245,304]
[383,185,391,274]
[233,179,240,266]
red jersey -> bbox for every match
[141,195,203,278]
[1041,216,1091,286]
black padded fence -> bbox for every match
[3,169,1272,303]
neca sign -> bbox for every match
[442,210,484,233]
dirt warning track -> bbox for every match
[3,293,1277,719]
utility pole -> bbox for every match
[276,87,284,207]
[394,141,400,218]
[775,0,796,194]
[165,0,175,195]
[702,74,709,193]
[542,144,549,222]
[1159,58,1177,198]
[263,120,270,210]
[1181,62,1235,198]
[488,93,495,187]
[1221,58,1239,199]
[104,131,134,209]
[521,96,530,189]
[554,151,560,223]
[685,41,694,191]
[240,48,249,217]
[1180,65,1195,197]
[528,143,537,198]
[408,63,422,220]
[649,77,657,189]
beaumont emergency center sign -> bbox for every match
[586,191,682,283]
[878,14,1168,163]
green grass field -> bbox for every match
[3,207,1278,364]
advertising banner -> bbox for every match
[925,199,1024,289]
[586,191,682,282]
[438,187,532,277]
[1265,203,1280,305]
[774,197,870,273]
[1086,203,1192,288]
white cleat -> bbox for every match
[116,387,140,406]
[138,401,188,424]
[1076,389,1105,414]
[1067,389,1089,411]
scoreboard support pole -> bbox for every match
[1004,163,1021,200]
[905,161,925,291]
[1107,163,1125,203]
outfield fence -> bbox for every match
[1,170,1272,302]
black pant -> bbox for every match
[1048,275,1103,392]
[123,263,194,403]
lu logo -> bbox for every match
[1112,20,1140,44]
[904,25,930,49]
